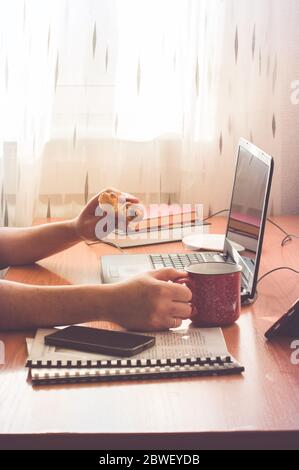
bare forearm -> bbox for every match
[0,220,79,268]
[0,280,116,330]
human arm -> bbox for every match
[0,220,78,269]
[0,268,192,331]
[0,189,139,269]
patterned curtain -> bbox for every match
[0,0,298,227]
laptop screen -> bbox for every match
[226,141,273,296]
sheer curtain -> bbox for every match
[0,0,227,225]
[0,0,293,226]
[0,0,64,225]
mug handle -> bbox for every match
[175,277,198,317]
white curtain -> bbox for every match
[0,0,64,225]
[0,0,297,226]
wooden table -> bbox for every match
[0,216,299,450]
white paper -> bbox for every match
[26,337,33,353]
[27,321,228,364]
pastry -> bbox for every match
[98,190,144,224]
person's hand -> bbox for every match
[73,188,139,241]
[110,268,192,331]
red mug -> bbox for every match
[176,262,242,327]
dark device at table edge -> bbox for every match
[44,326,156,357]
[265,299,299,339]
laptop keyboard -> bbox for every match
[150,252,224,270]
[243,256,255,270]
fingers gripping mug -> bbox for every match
[176,262,242,327]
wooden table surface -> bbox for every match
[0,216,299,450]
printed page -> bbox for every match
[26,322,228,364]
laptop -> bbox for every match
[101,138,274,304]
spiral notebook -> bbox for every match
[26,324,244,385]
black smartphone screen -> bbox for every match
[44,326,155,357]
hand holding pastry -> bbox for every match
[72,188,143,242]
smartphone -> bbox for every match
[44,325,155,357]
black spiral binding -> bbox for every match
[29,356,244,385]
[27,355,233,369]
